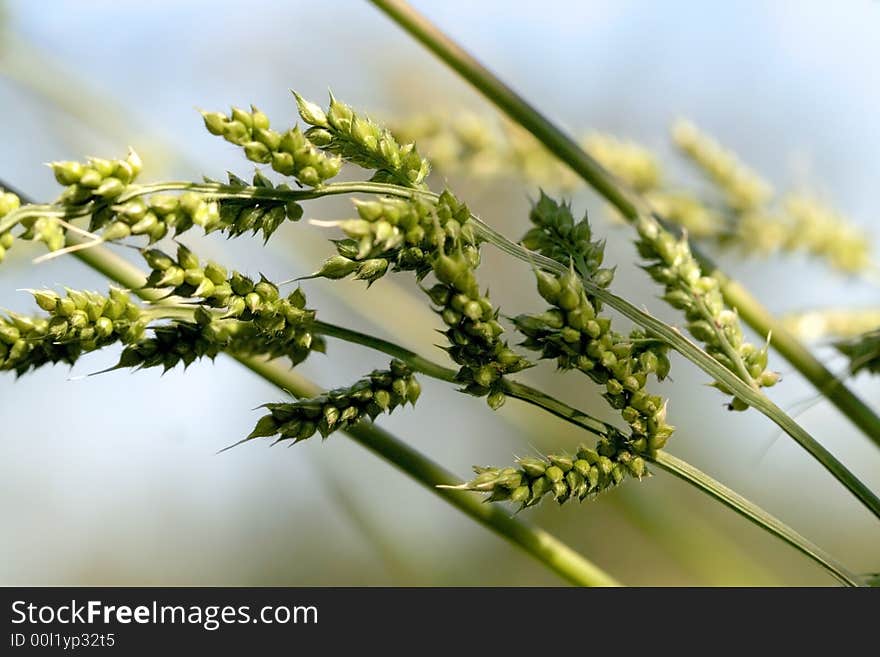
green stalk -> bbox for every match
[0,180,419,234]
[368,0,880,449]
[650,451,860,587]
[314,320,458,383]
[64,233,619,587]
[310,320,862,586]
[314,320,613,438]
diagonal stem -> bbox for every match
[368,0,880,450]
[650,451,861,587]
[314,320,616,439]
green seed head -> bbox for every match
[535,270,561,303]
[142,249,174,272]
[315,255,358,280]
[293,91,329,128]
[517,457,546,478]
[32,290,60,312]
[201,111,228,136]
[250,106,270,131]
[244,141,270,163]
[101,221,131,242]
[486,389,506,410]
[50,161,84,186]
[355,258,389,284]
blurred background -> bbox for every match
[1,0,879,586]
